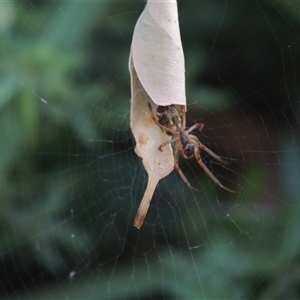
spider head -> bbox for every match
[180,132,195,158]
[182,142,195,159]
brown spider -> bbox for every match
[148,102,239,193]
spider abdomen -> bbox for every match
[156,105,182,135]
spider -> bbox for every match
[148,102,239,193]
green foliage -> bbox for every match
[1,1,300,299]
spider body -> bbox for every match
[179,131,194,159]
[148,102,239,193]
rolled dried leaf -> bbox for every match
[129,54,174,228]
[131,0,186,107]
[129,0,186,228]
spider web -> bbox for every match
[1,1,300,299]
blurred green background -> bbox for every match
[1,1,300,299]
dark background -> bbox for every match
[1,1,300,299]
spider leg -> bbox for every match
[147,101,157,118]
[189,135,230,166]
[194,148,239,193]
[185,122,204,134]
[179,105,186,129]
[147,102,178,136]
[158,137,179,151]
[173,147,200,191]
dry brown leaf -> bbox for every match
[129,55,174,229]
[129,0,186,229]
[131,0,186,106]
